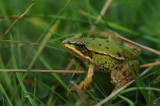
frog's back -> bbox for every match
[83,38,124,57]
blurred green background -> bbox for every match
[0,0,160,105]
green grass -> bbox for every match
[0,0,160,105]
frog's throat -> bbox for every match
[87,49,125,60]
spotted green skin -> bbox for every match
[63,37,137,73]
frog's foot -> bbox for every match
[78,64,95,92]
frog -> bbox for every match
[62,32,140,93]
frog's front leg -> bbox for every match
[78,64,94,91]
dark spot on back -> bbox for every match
[116,52,121,57]
[99,43,101,46]
[92,38,95,40]
[106,47,109,49]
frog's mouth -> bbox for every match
[62,41,93,62]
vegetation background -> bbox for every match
[0,0,160,105]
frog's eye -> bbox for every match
[75,41,85,47]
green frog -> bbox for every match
[62,32,140,93]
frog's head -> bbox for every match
[62,35,92,61]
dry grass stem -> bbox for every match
[0,69,85,74]
[88,0,112,36]
[116,34,160,55]
[95,0,112,24]
[0,15,29,20]
[95,80,134,106]
[140,61,160,68]
[1,3,35,40]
